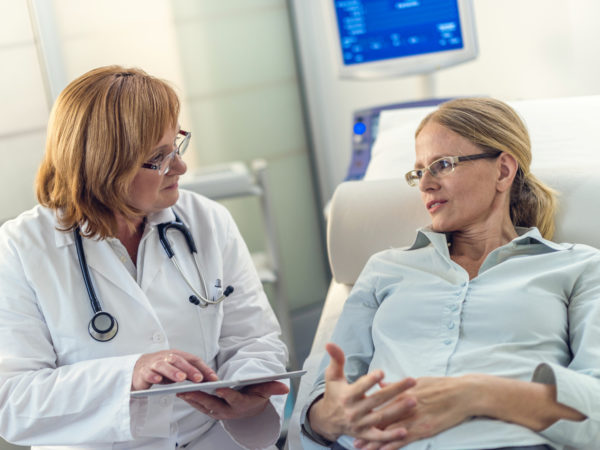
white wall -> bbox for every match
[292,0,600,205]
[0,0,49,224]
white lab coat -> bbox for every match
[0,190,288,450]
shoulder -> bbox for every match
[0,205,58,250]
[565,243,600,272]
[175,189,233,223]
[364,245,429,274]
[173,189,237,241]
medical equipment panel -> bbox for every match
[330,0,478,79]
[346,98,449,180]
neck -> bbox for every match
[448,213,518,279]
[115,215,146,265]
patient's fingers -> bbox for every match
[346,369,387,402]
[354,377,417,418]
[353,394,417,431]
[325,342,346,382]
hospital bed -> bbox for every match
[285,95,600,449]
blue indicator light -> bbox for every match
[353,122,366,135]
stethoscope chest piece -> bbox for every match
[88,311,118,342]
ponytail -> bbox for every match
[509,169,557,239]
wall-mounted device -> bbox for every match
[328,0,478,80]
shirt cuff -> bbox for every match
[222,397,283,448]
[532,362,600,447]
[300,390,336,448]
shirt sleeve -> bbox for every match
[532,249,600,447]
[0,233,141,445]
[213,210,289,449]
[300,256,381,446]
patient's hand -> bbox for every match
[307,342,418,444]
[353,376,475,449]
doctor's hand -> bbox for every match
[307,343,418,444]
[131,350,219,391]
[177,380,289,420]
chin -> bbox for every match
[430,219,455,234]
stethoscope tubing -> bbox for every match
[74,229,102,314]
[74,227,119,342]
[158,212,233,308]
[75,209,233,342]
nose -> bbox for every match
[418,169,438,192]
[169,152,187,175]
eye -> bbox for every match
[430,158,452,175]
[148,153,166,164]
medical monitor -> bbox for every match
[330,0,478,79]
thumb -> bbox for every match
[325,342,346,382]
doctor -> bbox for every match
[0,66,289,449]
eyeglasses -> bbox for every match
[405,151,501,187]
[142,129,191,175]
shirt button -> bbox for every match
[443,339,452,345]
[152,332,164,343]
[447,321,455,329]
[160,396,170,406]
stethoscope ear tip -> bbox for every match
[189,295,200,305]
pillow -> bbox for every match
[363,96,600,181]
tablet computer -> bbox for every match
[130,369,306,398]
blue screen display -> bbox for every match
[334,0,464,66]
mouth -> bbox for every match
[426,199,447,212]
[163,179,179,190]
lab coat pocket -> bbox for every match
[194,300,224,362]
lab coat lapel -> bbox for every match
[138,208,177,293]
[81,237,147,305]
[54,227,147,307]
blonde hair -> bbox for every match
[416,97,557,239]
[36,65,180,238]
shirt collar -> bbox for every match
[53,207,177,248]
[407,226,571,253]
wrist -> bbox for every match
[461,373,493,417]
[307,397,343,442]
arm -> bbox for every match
[0,238,139,445]
[470,374,584,430]
[353,374,585,450]
[301,255,420,446]
[530,249,600,447]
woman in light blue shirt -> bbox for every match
[302,98,600,449]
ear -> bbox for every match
[496,152,519,193]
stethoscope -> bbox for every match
[75,210,234,342]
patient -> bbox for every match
[301,98,600,449]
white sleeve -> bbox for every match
[214,211,289,449]
[0,234,139,445]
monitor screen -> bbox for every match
[330,0,478,79]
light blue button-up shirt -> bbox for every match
[303,227,600,449]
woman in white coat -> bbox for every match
[0,66,289,449]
